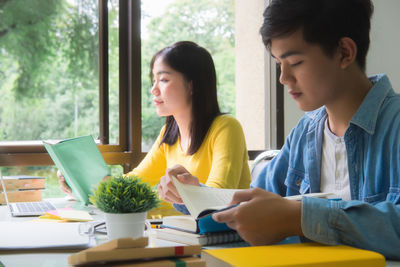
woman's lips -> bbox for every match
[153,99,163,105]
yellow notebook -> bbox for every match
[39,208,93,222]
[201,243,385,267]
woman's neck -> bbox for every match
[174,113,192,152]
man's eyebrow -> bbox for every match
[271,50,304,59]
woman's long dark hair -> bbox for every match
[150,41,221,155]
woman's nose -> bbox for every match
[151,83,160,96]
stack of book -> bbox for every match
[154,177,245,246]
[154,177,337,247]
[68,237,205,266]
[0,175,45,204]
[153,227,243,246]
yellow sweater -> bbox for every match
[127,114,251,217]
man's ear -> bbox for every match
[338,37,357,69]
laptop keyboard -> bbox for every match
[15,201,56,213]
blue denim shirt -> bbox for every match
[252,74,400,259]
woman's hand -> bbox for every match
[57,170,73,197]
[57,170,111,197]
[157,164,200,204]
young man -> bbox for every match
[211,0,400,259]
[159,0,400,260]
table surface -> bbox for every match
[0,198,399,267]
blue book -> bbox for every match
[161,206,235,234]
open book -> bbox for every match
[162,177,336,234]
[161,177,242,234]
[43,135,111,205]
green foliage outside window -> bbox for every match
[0,0,235,195]
[0,0,100,141]
[141,0,235,146]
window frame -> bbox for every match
[0,0,284,169]
[0,0,144,172]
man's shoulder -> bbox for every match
[295,107,326,131]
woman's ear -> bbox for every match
[188,81,193,95]
[338,37,357,69]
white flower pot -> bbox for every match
[104,211,147,240]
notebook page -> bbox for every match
[0,221,91,249]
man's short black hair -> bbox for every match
[260,0,374,71]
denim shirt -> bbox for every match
[252,74,400,259]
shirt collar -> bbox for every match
[350,74,392,135]
[305,74,393,135]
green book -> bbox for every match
[43,135,111,205]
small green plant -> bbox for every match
[90,174,160,213]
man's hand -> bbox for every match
[157,164,200,204]
[212,188,303,245]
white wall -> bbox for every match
[366,0,400,91]
[284,0,400,138]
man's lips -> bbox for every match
[288,90,302,99]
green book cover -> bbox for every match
[43,135,111,205]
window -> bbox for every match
[0,0,135,196]
[0,1,100,141]
[0,0,279,197]
[140,0,235,150]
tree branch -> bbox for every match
[0,24,15,39]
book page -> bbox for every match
[172,177,242,218]
[172,177,338,218]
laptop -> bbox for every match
[1,171,56,217]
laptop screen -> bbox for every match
[0,170,12,210]
[1,171,56,216]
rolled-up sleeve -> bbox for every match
[301,197,400,260]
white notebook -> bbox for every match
[0,221,92,250]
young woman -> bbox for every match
[59,41,251,217]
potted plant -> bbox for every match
[90,174,160,240]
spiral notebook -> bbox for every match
[153,228,244,246]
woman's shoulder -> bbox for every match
[212,114,242,127]
[209,114,244,133]
[153,124,167,146]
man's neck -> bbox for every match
[325,70,372,137]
